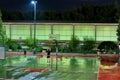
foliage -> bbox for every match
[117,19,120,41]
[36,46,43,52]
[59,36,96,53]
[25,38,34,49]
[5,38,21,51]
[25,38,38,49]
[68,35,80,52]
[49,45,55,52]
[0,60,6,78]
[59,44,70,53]
[25,38,41,52]
[0,9,7,45]
[1,3,120,23]
[97,41,119,54]
[81,38,95,53]
[114,0,120,22]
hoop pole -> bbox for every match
[55,40,58,70]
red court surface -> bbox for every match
[98,60,120,80]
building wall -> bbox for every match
[3,22,118,41]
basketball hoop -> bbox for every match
[49,34,59,69]
[49,34,60,41]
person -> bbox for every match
[23,49,27,55]
[46,49,51,63]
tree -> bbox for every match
[114,0,120,22]
[11,11,24,20]
[0,9,6,45]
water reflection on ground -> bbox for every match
[0,56,100,80]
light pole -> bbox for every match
[31,0,37,54]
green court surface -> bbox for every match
[0,56,100,80]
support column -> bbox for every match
[51,25,53,34]
[95,25,97,42]
[30,24,32,39]
[73,25,75,38]
[9,24,12,40]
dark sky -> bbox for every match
[0,0,119,11]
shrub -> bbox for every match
[59,43,70,53]
[97,41,119,54]
[36,46,43,52]
[68,35,80,52]
[25,38,34,50]
[81,38,95,54]
[5,39,20,51]
[25,38,39,51]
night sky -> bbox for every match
[0,0,119,11]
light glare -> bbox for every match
[31,0,37,5]
[31,1,35,4]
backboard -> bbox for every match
[0,46,6,59]
[49,34,60,40]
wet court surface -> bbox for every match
[1,53,120,80]
[0,56,99,80]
